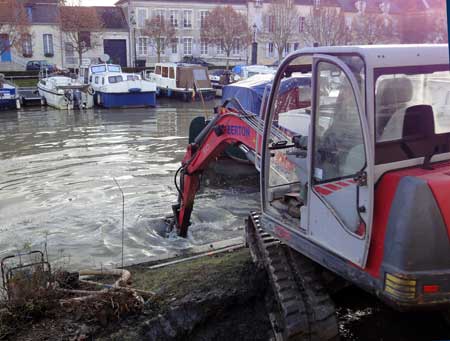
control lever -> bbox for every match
[292,135,308,150]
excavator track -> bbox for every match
[245,212,339,341]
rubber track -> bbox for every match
[246,212,339,341]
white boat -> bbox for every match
[0,74,20,109]
[37,75,94,110]
[143,63,215,102]
[79,63,156,108]
[232,65,277,81]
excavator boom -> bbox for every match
[170,106,261,237]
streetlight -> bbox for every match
[251,23,257,65]
[129,10,137,68]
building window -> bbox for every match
[183,10,192,28]
[284,43,291,55]
[293,42,300,51]
[299,17,305,32]
[80,31,91,48]
[268,15,275,33]
[216,40,224,55]
[200,39,208,55]
[255,0,262,7]
[267,42,274,57]
[157,37,166,55]
[43,34,53,56]
[200,10,209,28]
[170,37,178,54]
[155,9,165,21]
[137,8,147,28]
[170,10,178,27]
[65,42,76,64]
[137,36,148,56]
[183,37,192,55]
[314,0,321,7]
[22,34,32,57]
[232,39,240,55]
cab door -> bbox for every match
[307,54,374,267]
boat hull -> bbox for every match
[0,88,18,109]
[38,86,94,110]
[96,91,156,108]
[157,87,216,102]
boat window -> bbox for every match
[108,75,123,83]
[169,67,175,79]
[126,75,139,81]
[162,67,169,78]
[108,65,121,72]
[193,69,207,81]
[95,76,99,84]
[155,66,161,75]
[102,77,105,85]
[91,65,106,73]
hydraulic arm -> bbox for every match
[169,106,261,237]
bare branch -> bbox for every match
[261,0,299,61]
[201,6,251,69]
[303,6,350,46]
[142,15,175,63]
[0,0,30,57]
[60,6,103,65]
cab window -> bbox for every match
[313,62,365,183]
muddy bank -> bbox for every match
[2,248,449,341]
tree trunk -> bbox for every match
[226,51,230,70]
[157,50,161,63]
[78,49,83,68]
[277,47,283,63]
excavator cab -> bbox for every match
[261,52,373,267]
[170,45,450,340]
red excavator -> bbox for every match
[166,45,450,340]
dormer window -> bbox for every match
[355,0,367,13]
[314,0,320,8]
[379,1,391,14]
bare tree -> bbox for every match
[201,6,251,70]
[351,13,398,44]
[60,6,103,66]
[303,6,350,46]
[427,11,448,43]
[0,0,30,59]
[142,15,175,63]
[262,0,299,62]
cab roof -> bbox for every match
[295,44,449,69]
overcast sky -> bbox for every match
[81,0,118,6]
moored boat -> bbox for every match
[0,74,20,110]
[37,75,94,110]
[80,63,156,108]
[143,63,215,102]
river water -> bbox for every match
[0,99,259,269]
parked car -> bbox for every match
[180,56,213,68]
[26,60,58,73]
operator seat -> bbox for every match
[376,77,414,141]
[401,104,437,159]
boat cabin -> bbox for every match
[78,63,122,85]
[145,63,212,91]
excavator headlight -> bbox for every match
[384,273,416,300]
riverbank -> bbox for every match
[2,247,449,341]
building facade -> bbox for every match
[116,0,249,67]
[0,0,446,71]
[0,1,131,71]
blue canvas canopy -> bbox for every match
[222,74,311,116]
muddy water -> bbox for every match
[0,99,259,269]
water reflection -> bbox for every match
[0,99,259,269]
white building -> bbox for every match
[115,0,250,67]
[0,1,131,71]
